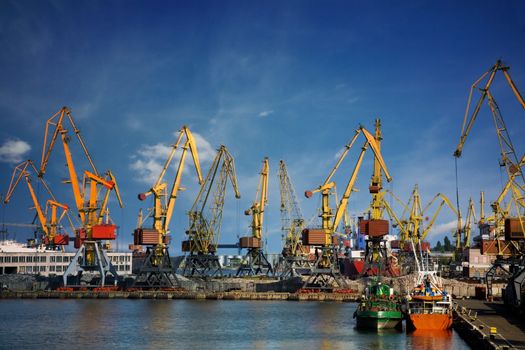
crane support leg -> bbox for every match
[485,261,510,301]
[63,241,119,287]
[133,246,178,288]
[182,254,223,278]
[236,248,274,277]
[511,265,525,308]
[302,246,348,291]
[277,256,313,279]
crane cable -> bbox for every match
[454,157,462,244]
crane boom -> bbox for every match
[138,126,203,238]
[454,60,525,158]
[40,107,97,177]
[329,126,391,235]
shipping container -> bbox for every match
[91,225,116,240]
[301,229,327,245]
[53,234,69,245]
[358,219,389,237]
[504,218,525,240]
[239,236,261,248]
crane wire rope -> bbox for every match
[454,157,462,246]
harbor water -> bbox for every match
[0,300,469,349]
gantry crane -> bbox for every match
[275,160,310,278]
[39,107,123,287]
[183,145,240,277]
[454,60,525,309]
[133,126,203,287]
[4,160,73,249]
[237,157,273,276]
[302,123,391,290]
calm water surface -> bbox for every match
[0,300,469,349]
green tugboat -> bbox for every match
[353,279,403,330]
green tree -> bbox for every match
[433,240,443,252]
[443,236,452,251]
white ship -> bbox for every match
[0,239,132,276]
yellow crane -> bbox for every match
[237,157,273,276]
[183,145,240,277]
[303,123,391,289]
[453,60,525,308]
[382,187,460,248]
[133,126,203,287]
[462,198,477,249]
[358,119,399,276]
[422,191,461,249]
[478,154,525,256]
[454,60,525,240]
[276,160,309,278]
[4,160,72,249]
[38,106,123,287]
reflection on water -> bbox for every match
[0,300,469,350]
[408,330,455,350]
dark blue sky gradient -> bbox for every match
[0,0,524,253]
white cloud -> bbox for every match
[130,130,216,184]
[426,219,459,239]
[191,132,217,163]
[258,110,274,117]
[0,139,31,164]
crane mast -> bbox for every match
[237,157,274,276]
[183,145,240,277]
[276,160,310,278]
[38,107,123,287]
[133,126,203,288]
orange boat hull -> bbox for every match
[407,313,453,331]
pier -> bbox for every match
[0,289,360,302]
[454,299,525,349]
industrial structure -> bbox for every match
[454,60,525,311]
[133,126,203,287]
[38,107,123,287]
[355,120,396,277]
[183,145,240,277]
[275,160,310,278]
[4,160,72,250]
[237,157,273,276]
[302,122,390,289]
[1,59,525,322]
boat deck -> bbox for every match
[455,299,525,349]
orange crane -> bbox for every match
[237,157,273,276]
[133,126,203,287]
[4,160,72,249]
[302,123,391,290]
[39,107,123,287]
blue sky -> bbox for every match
[0,0,524,254]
